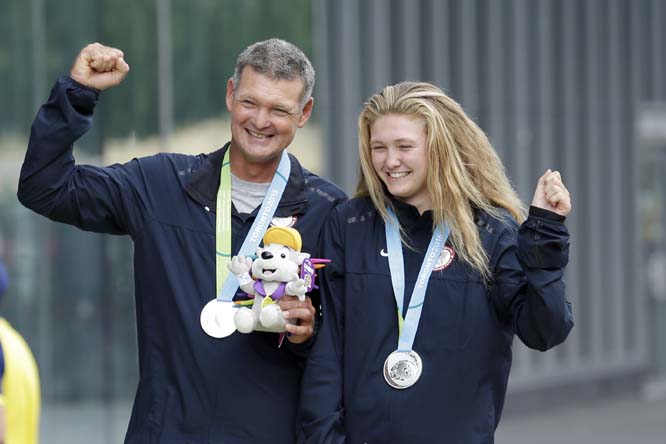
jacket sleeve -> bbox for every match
[297,207,346,444]
[490,207,574,351]
[17,76,146,236]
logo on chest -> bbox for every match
[433,246,456,271]
[270,216,297,228]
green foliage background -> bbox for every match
[0,0,313,151]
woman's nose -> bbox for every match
[386,148,401,167]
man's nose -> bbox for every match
[252,108,271,129]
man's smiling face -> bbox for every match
[225,66,313,180]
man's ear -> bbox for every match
[225,77,235,112]
[297,97,314,128]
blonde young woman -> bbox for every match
[299,82,573,443]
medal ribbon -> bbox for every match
[385,208,450,352]
[215,149,291,302]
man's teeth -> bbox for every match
[248,130,270,138]
[388,172,409,178]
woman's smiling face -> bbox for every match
[370,113,431,214]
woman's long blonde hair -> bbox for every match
[356,82,526,280]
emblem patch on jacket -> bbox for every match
[271,216,297,228]
[433,246,456,271]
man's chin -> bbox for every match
[243,150,285,165]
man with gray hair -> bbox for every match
[18,38,346,443]
[233,38,315,107]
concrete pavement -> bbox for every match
[496,392,666,444]
[40,391,666,443]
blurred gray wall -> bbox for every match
[314,0,666,397]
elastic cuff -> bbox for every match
[57,75,100,115]
[65,75,101,94]
[529,205,566,222]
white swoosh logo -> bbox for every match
[380,249,389,257]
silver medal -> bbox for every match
[200,299,237,338]
[383,350,423,389]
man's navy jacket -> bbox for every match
[299,197,574,444]
[18,76,347,444]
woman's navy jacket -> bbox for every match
[17,76,347,444]
[299,197,573,444]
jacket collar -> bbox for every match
[185,142,308,216]
[388,195,433,228]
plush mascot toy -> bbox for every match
[228,226,315,334]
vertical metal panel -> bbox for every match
[313,0,332,180]
[535,0,554,170]
[458,0,479,119]
[509,0,531,201]
[317,0,661,392]
[9,0,28,130]
[366,0,392,95]
[423,0,452,89]
[337,0,363,193]
[607,0,626,360]
[651,0,665,99]
[486,0,507,159]
[396,0,421,81]
[156,0,174,150]
[316,0,363,192]
[630,0,649,365]
[30,0,45,112]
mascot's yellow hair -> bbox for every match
[263,226,302,252]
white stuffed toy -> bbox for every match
[228,226,311,333]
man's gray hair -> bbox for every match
[232,38,315,106]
